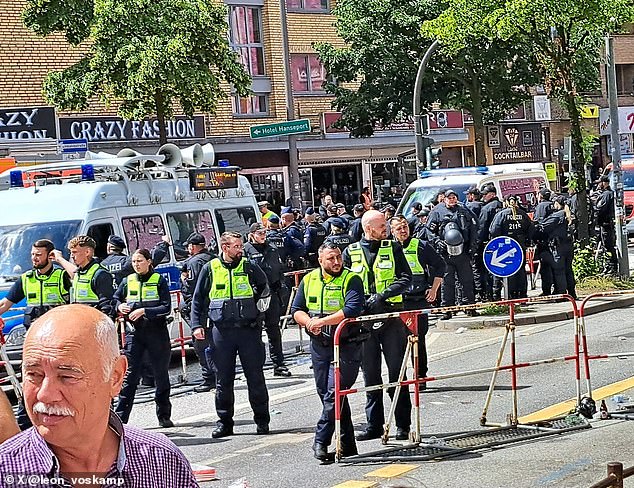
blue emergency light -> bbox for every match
[419,166,489,178]
[81,164,95,181]
[9,170,23,188]
[218,159,230,167]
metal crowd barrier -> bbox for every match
[0,318,22,401]
[590,462,634,488]
[332,294,587,462]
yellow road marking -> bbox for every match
[331,481,377,488]
[364,464,419,478]
[519,376,634,423]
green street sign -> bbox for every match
[250,119,311,139]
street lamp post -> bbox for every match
[413,40,439,167]
[605,35,630,277]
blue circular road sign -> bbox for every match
[483,236,524,278]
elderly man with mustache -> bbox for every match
[0,304,198,488]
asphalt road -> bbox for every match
[125,306,634,488]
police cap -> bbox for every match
[268,215,280,225]
[185,232,206,245]
[330,217,348,230]
[353,203,365,213]
[539,188,552,200]
[107,235,126,250]
[249,223,266,234]
[482,185,497,195]
[444,189,459,198]
[257,200,270,208]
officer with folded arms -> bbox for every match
[342,210,413,442]
[190,231,271,438]
[292,241,367,461]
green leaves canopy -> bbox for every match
[23,0,251,141]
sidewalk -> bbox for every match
[436,292,634,330]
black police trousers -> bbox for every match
[116,325,172,423]
[361,317,412,432]
[263,288,285,367]
[212,325,270,428]
[441,253,475,307]
[310,338,361,447]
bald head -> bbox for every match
[361,210,388,241]
[25,305,120,381]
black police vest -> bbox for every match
[325,234,352,251]
[307,224,327,253]
[266,230,285,250]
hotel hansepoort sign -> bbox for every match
[0,107,58,140]
[58,115,205,142]
[491,124,543,163]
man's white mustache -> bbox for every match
[32,402,75,417]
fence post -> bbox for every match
[607,462,624,488]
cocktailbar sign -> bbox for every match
[491,124,543,163]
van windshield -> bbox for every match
[399,184,471,217]
[0,221,81,280]
[215,207,258,236]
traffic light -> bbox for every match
[426,145,442,169]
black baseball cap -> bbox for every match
[185,232,205,245]
[249,223,266,233]
[482,185,497,194]
[107,235,126,250]
[445,189,459,198]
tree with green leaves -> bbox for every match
[423,0,634,241]
[23,0,251,145]
[315,0,537,165]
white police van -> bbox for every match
[397,163,551,217]
[0,143,259,351]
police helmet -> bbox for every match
[443,221,464,256]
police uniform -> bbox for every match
[7,267,71,328]
[70,259,115,316]
[489,204,534,299]
[244,239,289,374]
[101,237,170,288]
[114,271,173,425]
[533,198,555,295]
[342,238,413,439]
[426,202,477,308]
[477,196,503,300]
[400,237,445,379]
[304,222,327,266]
[190,256,270,436]
[282,222,306,270]
[540,209,577,298]
[291,267,366,456]
[180,247,215,388]
[595,184,617,272]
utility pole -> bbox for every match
[606,35,630,277]
[279,0,301,208]
[413,40,439,167]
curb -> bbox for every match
[435,295,634,331]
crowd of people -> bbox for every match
[0,176,620,476]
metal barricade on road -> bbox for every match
[332,294,588,462]
[0,318,22,402]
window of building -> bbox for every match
[166,210,217,260]
[232,94,269,116]
[615,64,634,95]
[121,215,168,263]
[291,54,327,93]
[287,0,329,12]
[214,207,258,236]
[229,6,265,76]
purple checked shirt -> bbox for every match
[0,411,199,487]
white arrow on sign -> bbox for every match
[491,248,517,267]
[253,129,261,135]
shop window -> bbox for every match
[291,54,328,93]
[229,6,265,76]
[166,210,217,260]
[287,0,329,12]
[121,215,168,263]
[232,94,269,116]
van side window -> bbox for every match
[167,210,217,261]
[215,207,258,236]
[121,215,169,263]
[87,223,114,260]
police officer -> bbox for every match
[595,175,617,273]
[534,188,555,295]
[304,207,327,267]
[534,188,554,222]
[426,189,477,319]
[179,232,216,393]
[336,203,354,224]
[466,187,484,218]
[67,235,115,316]
[245,223,291,377]
[477,185,504,301]
[489,195,534,299]
[342,210,413,442]
[325,217,353,252]
[101,234,171,287]
[292,242,367,461]
[539,196,577,298]
[0,239,72,430]
[259,201,279,227]
[281,212,307,270]
[348,204,365,242]
[114,249,173,427]
[190,231,271,438]
[389,216,444,383]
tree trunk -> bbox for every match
[565,91,590,243]
[155,91,168,146]
[469,79,487,165]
